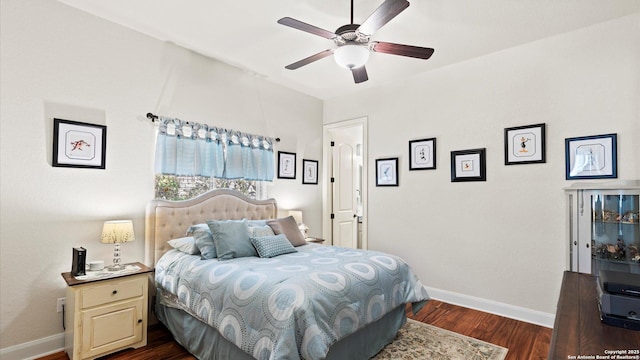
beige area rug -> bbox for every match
[373,319,508,360]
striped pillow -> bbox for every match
[250,234,297,258]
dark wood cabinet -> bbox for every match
[549,271,640,359]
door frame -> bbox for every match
[322,117,368,249]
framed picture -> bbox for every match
[565,133,617,180]
[302,159,318,184]
[277,151,296,179]
[409,138,436,170]
[52,118,106,169]
[376,158,399,186]
[451,148,486,182]
[504,123,546,165]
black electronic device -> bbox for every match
[597,280,640,319]
[71,247,86,276]
[599,269,640,297]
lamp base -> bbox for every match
[106,264,126,272]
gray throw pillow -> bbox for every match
[193,228,216,259]
[266,216,306,246]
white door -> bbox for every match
[329,126,362,249]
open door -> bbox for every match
[323,118,367,249]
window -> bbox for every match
[154,175,264,201]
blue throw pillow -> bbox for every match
[207,219,256,260]
[251,234,297,258]
[193,228,216,259]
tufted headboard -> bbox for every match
[144,189,277,266]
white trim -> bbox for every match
[0,333,64,360]
[425,286,555,328]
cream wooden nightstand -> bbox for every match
[306,237,325,244]
[61,262,153,360]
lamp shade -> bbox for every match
[101,220,135,244]
[334,44,370,69]
[288,210,303,225]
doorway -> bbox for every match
[322,117,367,249]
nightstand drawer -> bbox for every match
[81,277,145,309]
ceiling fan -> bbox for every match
[278,0,434,84]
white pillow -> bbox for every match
[168,236,200,255]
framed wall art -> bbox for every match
[565,133,617,180]
[52,118,107,169]
[277,151,297,179]
[409,137,436,170]
[376,157,398,186]
[302,159,318,184]
[504,123,546,165]
[451,148,486,182]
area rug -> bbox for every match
[373,319,508,360]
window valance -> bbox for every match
[152,115,275,182]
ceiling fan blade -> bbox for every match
[278,17,337,39]
[357,0,410,36]
[285,50,334,70]
[371,41,434,59]
[351,66,369,84]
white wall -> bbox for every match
[324,13,639,324]
[0,0,323,355]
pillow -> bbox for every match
[207,219,257,260]
[266,216,306,247]
[246,219,268,227]
[168,236,200,255]
[193,228,217,259]
[249,225,275,238]
[186,223,209,236]
[251,234,297,258]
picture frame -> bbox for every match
[504,123,546,165]
[277,151,296,179]
[52,118,107,169]
[451,148,486,182]
[302,159,318,184]
[376,157,399,186]
[409,137,436,170]
[565,133,617,180]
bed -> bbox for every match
[145,189,429,360]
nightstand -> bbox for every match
[61,262,153,360]
[306,237,325,244]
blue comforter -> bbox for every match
[155,244,429,360]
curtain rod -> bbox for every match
[146,112,280,143]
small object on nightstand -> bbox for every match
[306,237,325,244]
[61,262,153,360]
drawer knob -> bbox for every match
[112,290,118,295]
[138,319,143,324]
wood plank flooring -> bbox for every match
[38,300,551,360]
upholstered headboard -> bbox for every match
[144,189,277,266]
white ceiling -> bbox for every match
[58,0,639,100]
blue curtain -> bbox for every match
[154,117,274,181]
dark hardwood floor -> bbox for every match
[38,300,551,360]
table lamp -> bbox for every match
[288,210,309,239]
[101,220,135,271]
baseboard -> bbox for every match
[0,333,64,360]
[425,286,556,328]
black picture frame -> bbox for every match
[504,123,546,165]
[376,157,399,186]
[277,151,296,179]
[451,148,486,182]
[52,118,107,169]
[565,133,617,180]
[302,159,318,184]
[409,137,436,170]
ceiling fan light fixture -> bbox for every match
[334,44,369,69]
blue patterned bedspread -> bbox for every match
[155,244,429,360]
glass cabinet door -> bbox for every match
[591,193,640,274]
